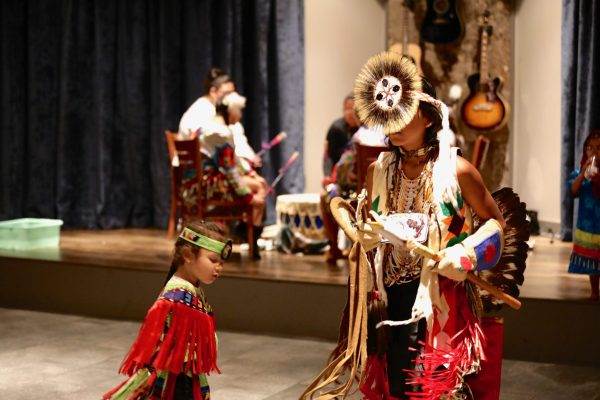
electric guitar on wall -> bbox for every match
[420,0,464,44]
[461,11,509,131]
[389,0,422,73]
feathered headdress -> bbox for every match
[355,51,459,209]
[354,52,423,135]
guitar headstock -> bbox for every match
[479,10,494,36]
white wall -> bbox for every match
[302,1,562,225]
[304,0,386,193]
[513,0,562,226]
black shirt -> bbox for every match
[324,117,357,176]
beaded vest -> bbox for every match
[371,148,473,286]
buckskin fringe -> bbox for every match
[300,243,369,399]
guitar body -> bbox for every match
[461,73,508,131]
[421,0,463,44]
[388,42,423,73]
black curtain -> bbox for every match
[0,0,304,228]
[561,0,600,240]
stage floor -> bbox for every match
[0,228,591,301]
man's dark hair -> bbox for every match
[203,68,233,95]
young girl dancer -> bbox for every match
[103,221,232,399]
[568,130,600,300]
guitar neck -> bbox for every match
[479,29,489,85]
[401,3,409,53]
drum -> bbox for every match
[276,193,326,240]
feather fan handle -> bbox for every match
[405,241,522,310]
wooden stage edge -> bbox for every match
[0,228,351,286]
[1,229,599,365]
[0,228,593,300]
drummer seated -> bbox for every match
[212,93,268,204]
[197,93,267,258]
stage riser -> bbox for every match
[494,299,600,365]
[1,258,598,365]
[0,258,347,339]
[0,258,163,320]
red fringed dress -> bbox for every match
[103,276,219,400]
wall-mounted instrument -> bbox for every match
[461,11,509,131]
[389,0,422,73]
[420,0,464,44]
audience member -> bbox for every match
[321,125,387,263]
[204,92,267,259]
[322,94,360,179]
[567,130,600,300]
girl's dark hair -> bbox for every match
[164,220,227,284]
[203,67,233,95]
[581,130,600,169]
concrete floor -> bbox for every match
[0,307,598,400]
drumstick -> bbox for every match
[256,131,288,158]
[266,151,300,195]
[408,241,521,310]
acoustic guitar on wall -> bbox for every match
[420,0,464,44]
[461,11,509,131]
[389,0,422,74]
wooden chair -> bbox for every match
[164,130,256,257]
[354,142,389,191]
[165,131,182,239]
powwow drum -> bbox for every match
[276,193,326,240]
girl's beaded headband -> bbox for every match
[179,227,233,260]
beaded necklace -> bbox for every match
[398,145,435,160]
[383,152,434,286]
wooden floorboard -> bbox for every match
[0,228,350,285]
[0,229,592,299]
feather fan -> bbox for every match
[472,187,530,312]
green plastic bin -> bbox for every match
[0,218,64,250]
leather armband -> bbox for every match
[461,219,504,271]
